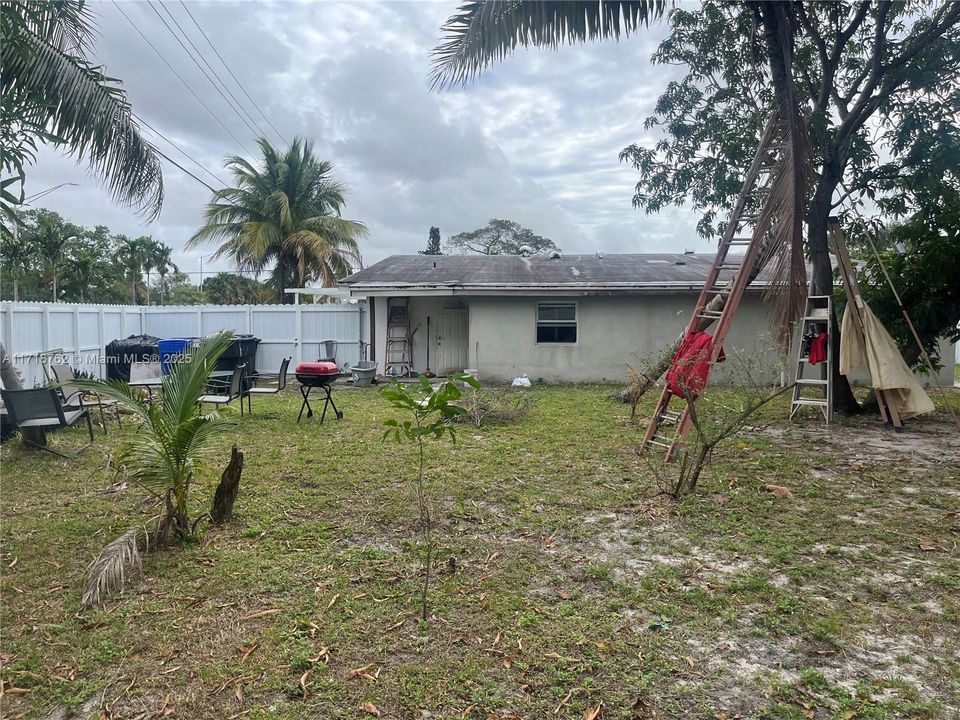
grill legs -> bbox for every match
[297,384,343,424]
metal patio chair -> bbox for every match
[199,364,247,416]
[0,387,95,458]
[318,340,338,363]
[245,357,290,414]
[50,363,121,434]
[129,360,163,399]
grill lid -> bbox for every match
[295,361,339,376]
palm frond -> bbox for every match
[81,527,142,610]
[1,27,164,219]
[431,0,668,89]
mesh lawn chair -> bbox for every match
[0,387,95,457]
[50,363,121,434]
[318,340,338,363]
[245,357,290,414]
[200,364,246,416]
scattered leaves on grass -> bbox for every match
[299,670,311,698]
[762,483,793,500]
[917,539,942,551]
[583,701,603,719]
[344,664,378,681]
[360,702,380,716]
[242,608,280,620]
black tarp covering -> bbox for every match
[105,335,160,382]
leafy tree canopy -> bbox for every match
[446,219,559,256]
[619,1,960,273]
[202,272,270,305]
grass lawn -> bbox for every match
[1,383,958,719]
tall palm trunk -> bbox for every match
[13,278,19,302]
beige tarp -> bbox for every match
[840,302,935,419]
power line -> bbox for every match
[111,0,253,155]
[158,1,273,145]
[178,0,287,147]
[147,1,264,142]
[133,113,229,189]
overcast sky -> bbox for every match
[27,0,704,283]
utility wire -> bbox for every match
[147,1,263,142]
[150,144,220,196]
[133,112,229,189]
[157,1,271,145]
[111,1,253,155]
[178,0,287,147]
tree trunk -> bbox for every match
[52,271,57,302]
[807,169,861,415]
[145,271,151,306]
[210,445,244,524]
[13,278,18,302]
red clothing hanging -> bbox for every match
[666,331,725,400]
[808,332,828,365]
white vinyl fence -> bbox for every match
[0,301,366,388]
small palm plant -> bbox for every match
[76,332,235,609]
[381,374,478,621]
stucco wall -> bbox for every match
[368,293,955,386]
[465,294,785,383]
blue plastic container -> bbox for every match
[158,338,194,374]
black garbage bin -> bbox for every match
[105,335,160,382]
[216,335,261,376]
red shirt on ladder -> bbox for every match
[666,331,725,401]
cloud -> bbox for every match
[25,1,698,281]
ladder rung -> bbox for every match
[647,440,671,448]
[803,316,829,321]
[796,378,828,385]
[791,399,829,407]
[727,237,752,245]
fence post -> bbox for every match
[72,304,81,363]
[246,305,253,334]
[97,305,106,379]
[1,302,13,361]
[295,304,303,365]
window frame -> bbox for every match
[535,301,578,345]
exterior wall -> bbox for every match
[466,294,783,384]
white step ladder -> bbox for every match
[789,289,833,423]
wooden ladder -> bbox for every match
[641,115,787,460]
[789,284,833,423]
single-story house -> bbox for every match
[340,253,955,386]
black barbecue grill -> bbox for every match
[295,362,343,423]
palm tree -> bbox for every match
[153,243,177,305]
[1,230,33,301]
[116,235,147,304]
[140,237,161,306]
[189,138,367,303]
[66,247,99,303]
[0,1,163,232]
[34,214,76,301]
[431,0,810,347]
[76,332,235,544]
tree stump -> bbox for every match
[210,445,244,524]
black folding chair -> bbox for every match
[0,387,95,458]
[245,357,290,414]
[199,364,247,416]
[51,363,121,434]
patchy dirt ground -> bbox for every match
[2,386,958,719]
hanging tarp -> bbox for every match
[839,302,934,419]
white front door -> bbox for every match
[437,309,468,374]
